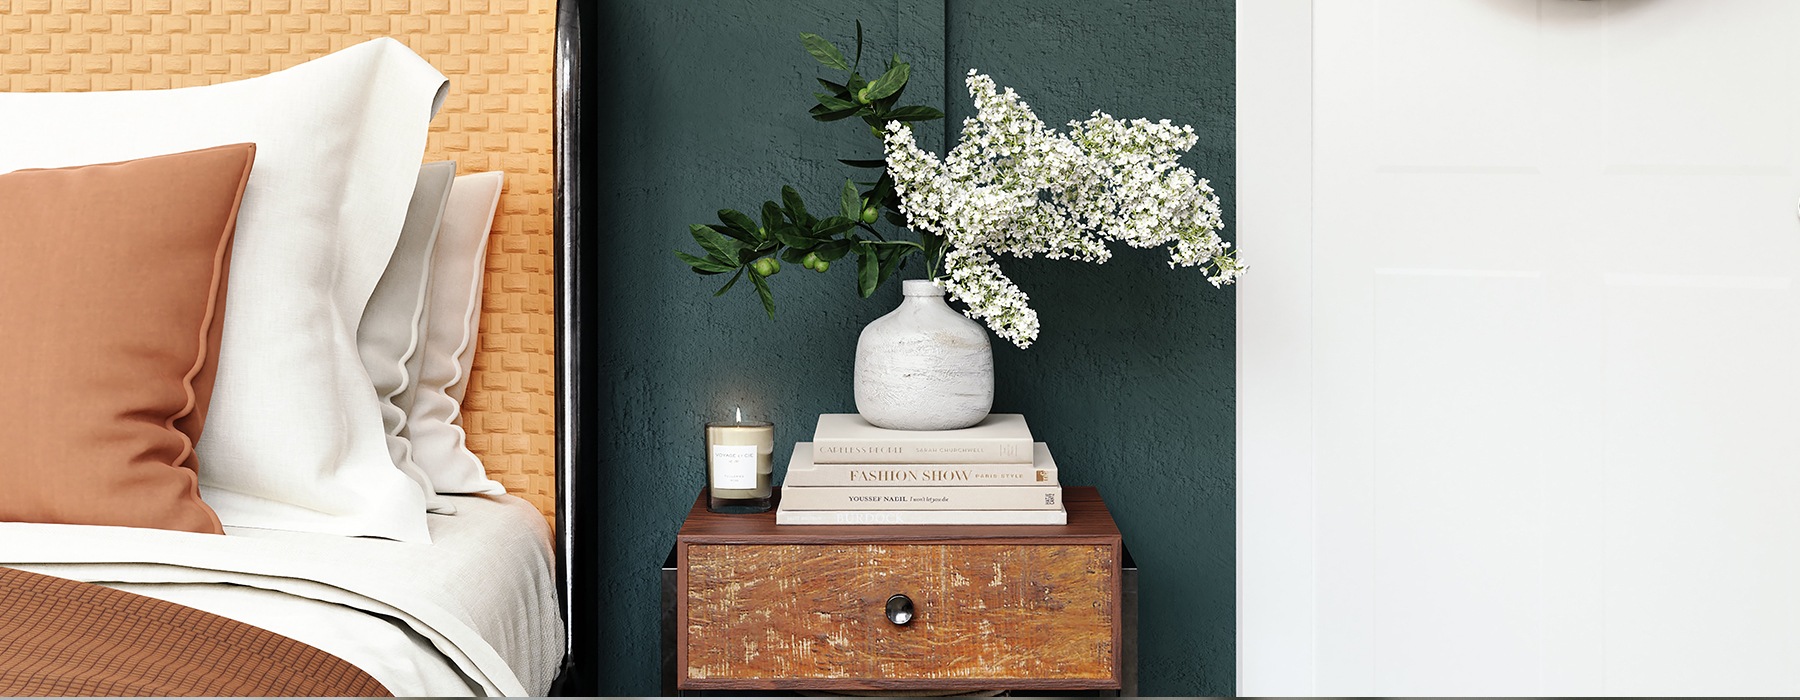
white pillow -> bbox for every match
[0,38,449,542]
[362,161,458,515]
[406,171,508,496]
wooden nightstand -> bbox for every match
[659,486,1137,695]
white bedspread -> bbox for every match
[0,494,562,697]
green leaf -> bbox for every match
[873,83,906,112]
[717,209,761,238]
[877,245,908,285]
[737,243,775,266]
[676,250,735,274]
[816,77,847,93]
[800,33,848,71]
[810,104,866,122]
[859,61,909,102]
[780,185,813,225]
[838,158,887,169]
[856,243,879,297]
[884,105,944,122]
[919,230,946,275]
[710,224,758,245]
[815,239,855,262]
[690,224,742,262]
[761,201,784,233]
[885,86,914,108]
[750,270,776,319]
[919,229,944,251]
[770,220,805,243]
[772,229,816,248]
[853,20,864,72]
[713,268,745,296]
[780,246,812,264]
[813,215,858,238]
[869,172,895,201]
[839,180,860,220]
[813,92,857,111]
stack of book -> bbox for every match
[776,413,1065,525]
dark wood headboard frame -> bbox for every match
[553,0,583,681]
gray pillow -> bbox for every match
[359,160,458,513]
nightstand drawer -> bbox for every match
[682,542,1118,686]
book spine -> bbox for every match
[784,465,1059,487]
[775,508,1068,526]
[810,439,1035,464]
[777,485,1062,511]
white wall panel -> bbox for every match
[1241,0,1800,694]
[1375,0,1542,170]
[1601,0,1798,173]
[1601,279,1800,695]
[1371,272,1549,695]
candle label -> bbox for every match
[711,445,759,489]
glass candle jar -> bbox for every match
[704,409,773,513]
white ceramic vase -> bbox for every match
[854,279,995,430]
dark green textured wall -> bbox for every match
[577,0,1234,694]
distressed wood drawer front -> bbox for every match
[685,543,1116,683]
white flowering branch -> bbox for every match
[883,70,1245,348]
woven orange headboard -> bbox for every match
[0,0,559,524]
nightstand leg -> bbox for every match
[662,546,681,697]
[1121,560,1138,697]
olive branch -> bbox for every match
[674,21,946,318]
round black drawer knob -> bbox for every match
[884,593,915,626]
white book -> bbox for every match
[777,485,1062,511]
[812,413,1034,464]
[783,443,1059,487]
[775,507,1067,526]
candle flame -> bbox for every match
[734,406,743,422]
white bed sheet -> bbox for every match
[0,493,562,697]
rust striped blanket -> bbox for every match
[0,566,390,697]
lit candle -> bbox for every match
[704,407,774,513]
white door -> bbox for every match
[1240,0,1800,695]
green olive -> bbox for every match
[752,257,780,276]
[814,260,830,273]
[802,252,823,270]
[861,206,878,224]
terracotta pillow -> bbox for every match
[0,143,256,534]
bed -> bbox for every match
[0,495,562,696]
[0,0,585,695]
